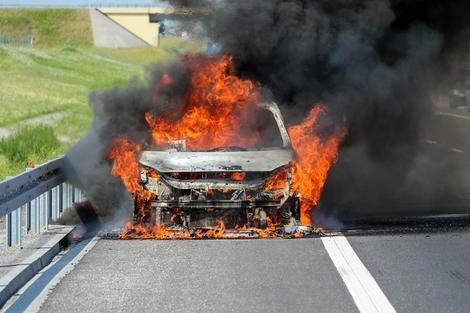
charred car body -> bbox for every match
[137,102,301,229]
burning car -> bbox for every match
[138,102,301,230]
[108,55,344,239]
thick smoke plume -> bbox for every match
[65,0,470,224]
[65,60,190,224]
[206,0,470,218]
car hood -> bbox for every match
[139,149,294,173]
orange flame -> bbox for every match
[120,218,228,240]
[119,216,299,240]
[145,55,262,150]
[263,169,288,191]
[108,137,142,193]
[231,172,246,181]
[147,169,161,179]
[108,55,346,238]
[218,172,246,181]
[288,105,346,225]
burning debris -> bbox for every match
[115,219,318,240]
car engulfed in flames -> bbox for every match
[108,55,345,239]
[137,102,306,234]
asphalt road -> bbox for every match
[37,238,359,313]
[27,227,470,313]
[349,231,470,313]
[5,110,469,313]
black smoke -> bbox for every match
[65,0,470,224]
[64,60,190,224]
[204,0,470,218]
[211,0,438,149]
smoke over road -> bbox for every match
[65,0,470,225]
[204,0,470,218]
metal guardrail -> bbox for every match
[0,157,83,247]
[0,33,33,47]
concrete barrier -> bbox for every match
[0,225,74,307]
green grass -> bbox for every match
[0,37,204,126]
[0,125,60,165]
[0,45,139,127]
[0,9,206,179]
[0,40,205,180]
[0,9,92,47]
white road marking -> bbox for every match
[321,235,397,313]
[24,236,100,313]
[436,111,470,121]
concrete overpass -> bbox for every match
[90,7,209,48]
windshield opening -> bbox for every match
[150,107,285,152]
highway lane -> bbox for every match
[36,238,360,313]
[11,226,464,313]
[5,110,470,312]
[349,231,470,313]
[1,225,468,313]
[5,110,469,312]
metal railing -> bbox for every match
[0,157,83,248]
[0,33,33,47]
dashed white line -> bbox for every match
[321,235,397,313]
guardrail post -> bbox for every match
[59,183,63,214]
[65,183,69,209]
[27,201,32,231]
[40,192,48,230]
[67,184,73,208]
[78,190,83,202]
[38,195,43,233]
[69,184,73,207]
[31,198,39,234]
[51,186,59,221]
[74,187,81,203]
[48,190,53,220]
[5,208,21,247]
[62,183,67,213]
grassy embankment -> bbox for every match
[0,9,204,179]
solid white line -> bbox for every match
[24,236,100,313]
[321,235,397,313]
